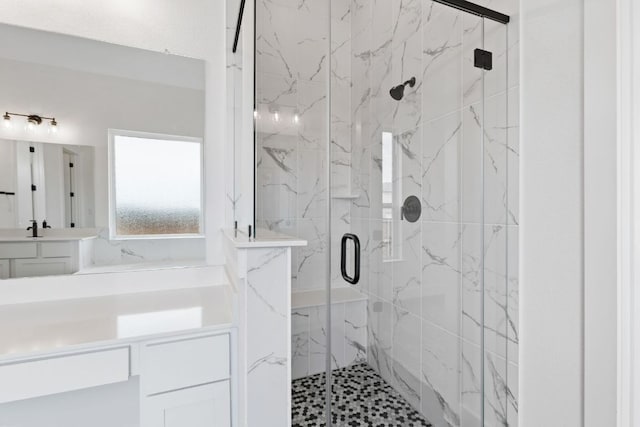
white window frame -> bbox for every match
[108,129,205,240]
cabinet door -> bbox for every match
[142,381,230,427]
[0,260,9,279]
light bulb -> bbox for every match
[293,114,299,124]
[26,121,35,132]
[273,111,280,122]
[49,119,58,134]
[2,113,10,129]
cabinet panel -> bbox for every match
[14,257,72,277]
[0,242,37,259]
[143,381,230,427]
[142,334,230,396]
[40,242,72,258]
[0,259,8,279]
[0,347,130,403]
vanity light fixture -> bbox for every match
[3,112,59,134]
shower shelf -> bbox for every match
[331,193,360,200]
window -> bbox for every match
[382,131,402,261]
[109,130,203,239]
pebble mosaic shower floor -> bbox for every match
[292,363,432,427]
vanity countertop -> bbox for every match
[0,228,98,243]
[224,228,307,248]
[0,285,234,362]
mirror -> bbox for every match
[0,23,206,279]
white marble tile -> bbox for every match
[345,300,367,365]
[483,92,509,226]
[422,221,462,335]
[309,304,329,375]
[246,247,290,426]
[293,1,329,83]
[507,86,519,226]
[484,352,510,427]
[397,126,423,198]
[296,149,327,220]
[295,218,328,290]
[460,103,483,224]
[368,219,393,302]
[297,81,328,151]
[292,308,310,379]
[460,223,481,345]
[462,13,483,108]
[421,321,461,427]
[255,0,299,79]
[308,302,347,373]
[422,111,462,222]
[506,225,519,363]
[460,341,481,427]
[367,296,393,384]
[507,361,518,427]
[392,220,422,316]
[422,1,463,122]
[483,224,508,359]
[391,306,421,408]
[483,19,508,99]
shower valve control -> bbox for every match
[401,196,422,223]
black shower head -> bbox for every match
[389,77,416,101]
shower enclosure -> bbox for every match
[251,0,518,425]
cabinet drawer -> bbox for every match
[0,242,37,259]
[40,241,72,258]
[142,334,230,396]
[14,257,72,277]
[0,347,130,403]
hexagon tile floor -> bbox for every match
[292,363,432,426]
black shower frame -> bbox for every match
[234,0,509,52]
[434,0,510,24]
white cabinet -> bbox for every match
[0,330,234,427]
[140,332,232,427]
[0,260,8,279]
[144,381,231,427]
[0,241,79,278]
[0,347,130,403]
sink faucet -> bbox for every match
[42,220,51,229]
[26,220,38,238]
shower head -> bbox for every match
[389,77,416,101]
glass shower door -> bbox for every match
[327,2,512,427]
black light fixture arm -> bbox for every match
[4,112,55,122]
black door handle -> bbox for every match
[341,233,360,285]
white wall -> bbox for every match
[583,0,617,425]
[0,0,215,60]
[521,1,620,425]
[520,0,585,425]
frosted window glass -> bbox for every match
[113,135,202,237]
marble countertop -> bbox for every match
[0,285,234,361]
[224,228,307,248]
[0,228,99,242]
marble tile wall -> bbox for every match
[350,1,519,426]
[92,228,205,266]
[291,300,367,380]
[255,0,519,426]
